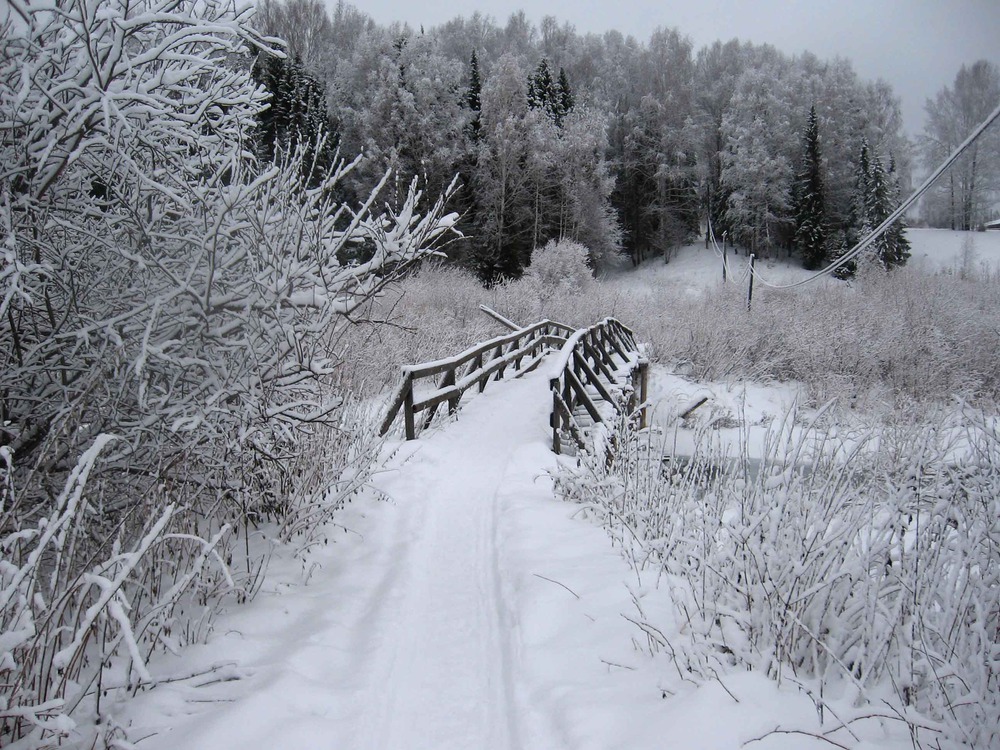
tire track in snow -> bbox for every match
[343,371,553,749]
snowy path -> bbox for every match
[125,365,857,750]
[128,367,654,749]
[334,369,538,749]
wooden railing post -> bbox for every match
[443,368,458,414]
[403,373,415,440]
[550,377,562,454]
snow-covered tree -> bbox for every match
[466,49,483,140]
[721,65,794,256]
[836,139,909,277]
[473,53,534,282]
[866,150,910,269]
[254,0,333,69]
[884,154,911,267]
[253,51,340,184]
[528,57,573,125]
[920,60,1000,230]
[792,105,828,269]
[528,58,557,112]
[333,29,466,208]
[557,67,575,117]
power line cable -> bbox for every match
[708,217,747,283]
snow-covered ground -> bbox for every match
[602,227,1000,297]
[906,227,1000,272]
[119,372,913,749]
[116,230,991,749]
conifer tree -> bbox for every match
[866,151,891,265]
[851,138,873,240]
[884,154,912,267]
[252,52,339,185]
[557,67,574,121]
[527,58,569,125]
[466,50,482,141]
[835,139,910,278]
[527,58,555,112]
[792,105,828,269]
[831,228,857,279]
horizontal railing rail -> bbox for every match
[379,319,576,440]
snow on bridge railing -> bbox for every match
[379,319,575,440]
[548,319,648,455]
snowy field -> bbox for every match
[605,226,1000,458]
[602,226,1000,297]
[94,230,1000,750]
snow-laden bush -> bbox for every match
[337,246,637,392]
[523,238,594,294]
[629,263,1000,410]
[342,241,1000,418]
[1,0,457,745]
[555,404,1000,749]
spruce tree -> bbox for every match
[556,67,574,123]
[466,50,482,141]
[865,151,910,270]
[831,228,856,279]
[851,138,872,241]
[792,105,828,270]
[884,154,912,268]
[252,52,339,186]
[866,151,892,266]
[835,139,911,278]
[527,58,554,112]
[834,139,871,278]
[528,58,571,125]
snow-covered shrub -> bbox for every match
[555,404,1000,749]
[334,262,497,392]
[0,0,457,744]
[632,264,1000,410]
[1,438,236,748]
[337,247,622,392]
[523,238,594,294]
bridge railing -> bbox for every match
[548,318,648,455]
[379,319,575,440]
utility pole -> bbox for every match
[747,254,756,311]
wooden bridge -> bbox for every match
[379,310,648,454]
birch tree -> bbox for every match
[920,60,1000,230]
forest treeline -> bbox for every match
[254,0,925,280]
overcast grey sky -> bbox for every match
[344,0,1000,137]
